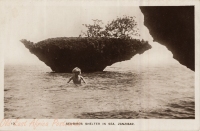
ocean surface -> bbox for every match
[4,63,194,119]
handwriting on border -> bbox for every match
[0,119,134,129]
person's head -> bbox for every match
[72,67,81,76]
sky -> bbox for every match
[0,1,178,66]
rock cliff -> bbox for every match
[140,6,194,71]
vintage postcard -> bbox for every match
[0,0,199,130]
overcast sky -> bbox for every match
[0,1,178,66]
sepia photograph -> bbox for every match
[0,0,199,130]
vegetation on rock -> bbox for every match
[21,16,151,72]
[80,15,139,39]
[21,37,151,72]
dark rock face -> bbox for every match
[140,6,194,71]
[21,37,151,72]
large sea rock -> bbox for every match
[21,37,151,72]
[140,6,194,71]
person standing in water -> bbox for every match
[67,67,87,85]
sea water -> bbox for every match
[4,63,194,119]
